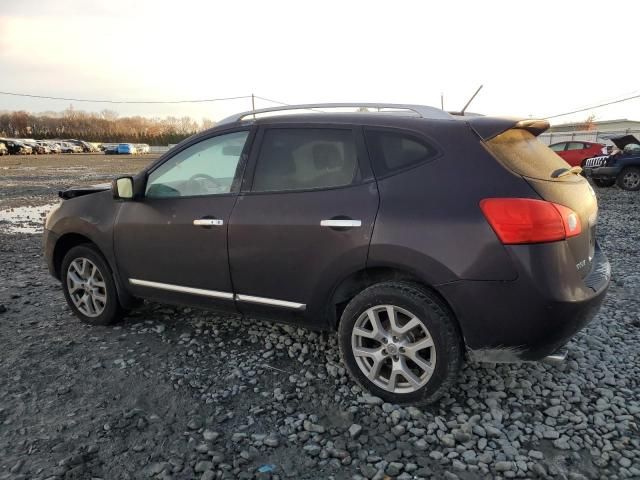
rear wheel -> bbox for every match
[61,244,123,325]
[617,167,640,191]
[338,282,462,405]
[593,178,615,188]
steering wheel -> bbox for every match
[188,173,223,193]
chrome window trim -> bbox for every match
[235,294,306,311]
[129,278,234,300]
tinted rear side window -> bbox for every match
[485,129,577,181]
[252,128,358,192]
[365,130,437,177]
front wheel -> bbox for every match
[617,167,640,191]
[61,244,123,325]
[338,282,463,405]
[593,178,615,188]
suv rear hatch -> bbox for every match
[482,123,598,279]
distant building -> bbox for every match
[541,119,640,146]
[549,119,640,133]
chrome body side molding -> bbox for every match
[128,279,305,310]
[129,278,234,300]
[235,294,306,311]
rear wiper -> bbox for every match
[551,166,582,178]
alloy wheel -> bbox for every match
[351,305,436,394]
[623,171,640,189]
[66,257,107,317]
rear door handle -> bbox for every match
[320,219,362,228]
[193,218,223,226]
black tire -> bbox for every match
[61,244,123,326]
[593,178,615,188]
[617,167,640,191]
[338,281,463,405]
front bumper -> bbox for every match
[438,243,610,362]
[584,166,620,180]
[43,228,59,278]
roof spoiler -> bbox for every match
[465,117,550,141]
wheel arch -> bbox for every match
[326,266,463,341]
[52,232,136,308]
[52,232,94,279]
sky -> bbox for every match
[1,0,639,125]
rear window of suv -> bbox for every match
[485,129,578,181]
[364,130,437,177]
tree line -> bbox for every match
[0,106,217,145]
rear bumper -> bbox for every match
[438,242,610,362]
[584,166,620,180]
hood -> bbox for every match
[611,134,640,150]
[59,183,111,200]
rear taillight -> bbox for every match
[480,198,581,244]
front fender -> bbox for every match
[45,192,135,307]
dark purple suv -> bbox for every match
[43,103,610,405]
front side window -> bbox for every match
[365,130,437,177]
[252,128,358,192]
[146,131,249,198]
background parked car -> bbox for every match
[65,139,96,153]
[36,140,53,154]
[46,142,62,154]
[548,141,607,166]
[583,135,640,190]
[135,143,150,154]
[24,140,49,154]
[103,144,118,155]
[117,143,136,154]
[4,140,32,155]
[57,142,82,154]
[0,142,8,156]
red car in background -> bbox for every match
[549,141,607,167]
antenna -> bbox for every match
[460,85,483,115]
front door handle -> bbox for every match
[320,219,362,228]
[193,218,223,226]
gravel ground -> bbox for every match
[0,154,638,480]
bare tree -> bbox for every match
[577,114,596,131]
[101,109,119,121]
[0,107,205,145]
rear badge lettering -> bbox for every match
[576,259,587,270]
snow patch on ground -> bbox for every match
[0,203,57,234]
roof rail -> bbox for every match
[218,103,453,124]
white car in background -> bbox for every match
[135,143,150,154]
[59,142,83,153]
[47,142,62,154]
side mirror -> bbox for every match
[113,176,134,200]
